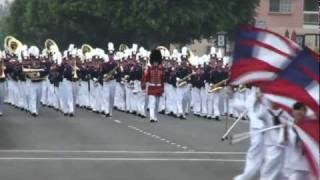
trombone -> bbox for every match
[176,47,196,87]
[208,78,229,93]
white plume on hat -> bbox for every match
[164,49,170,58]
[131,44,138,53]
[181,47,187,56]
[68,44,75,52]
[108,42,114,51]
[22,45,29,58]
[172,49,180,61]
[53,51,62,65]
[216,49,223,59]
[28,46,40,58]
[71,48,77,58]
[210,46,216,55]
[63,50,68,58]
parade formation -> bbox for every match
[0,33,318,180]
[0,36,244,122]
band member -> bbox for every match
[60,48,78,116]
[113,52,126,111]
[101,43,117,117]
[175,47,192,119]
[77,53,91,109]
[207,55,226,120]
[141,49,164,123]
[47,51,62,110]
[24,46,48,116]
[190,59,205,116]
[164,55,178,116]
[131,48,147,118]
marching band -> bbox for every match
[0,36,317,180]
[0,36,246,121]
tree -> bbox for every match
[4,0,259,49]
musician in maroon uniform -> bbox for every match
[141,49,164,123]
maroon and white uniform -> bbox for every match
[141,64,164,121]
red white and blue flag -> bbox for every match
[230,25,320,179]
[230,25,300,85]
[261,48,319,117]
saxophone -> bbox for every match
[103,65,119,81]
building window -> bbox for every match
[269,0,292,13]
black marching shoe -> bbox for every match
[215,116,220,121]
[69,113,74,117]
[150,119,156,123]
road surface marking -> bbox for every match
[0,150,246,154]
[114,120,121,124]
[0,157,245,162]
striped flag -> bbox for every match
[261,48,319,117]
[230,25,300,85]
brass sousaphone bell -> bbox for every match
[7,37,23,55]
[81,44,93,55]
[119,44,129,52]
[45,39,59,55]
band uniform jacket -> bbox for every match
[141,64,165,96]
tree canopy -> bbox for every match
[3,0,258,49]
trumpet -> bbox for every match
[176,73,193,87]
[208,78,229,93]
[72,61,79,80]
[103,65,118,81]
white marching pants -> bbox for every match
[29,82,43,115]
[200,87,208,116]
[102,80,116,115]
[114,82,125,111]
[260,145,284,180]
[207,91,221,118]
[191,87,201,115]
[148,95,160,121]
[165,84,177,115]
[176,85,190,116]
[61,79,74,114]
[78,81,90,107]
[125,84,133,112]
[234,128,265,180]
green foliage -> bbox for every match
[4,0,258,49]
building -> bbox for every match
[255,0,319,50]
[184,0,319,55]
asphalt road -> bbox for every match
[0,105,250,180]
